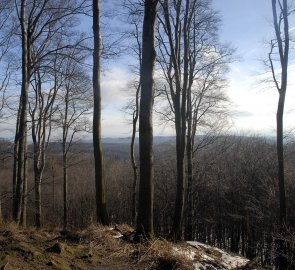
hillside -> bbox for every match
[0,224,260,270]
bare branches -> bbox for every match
[54,45,92,153]
[269,0,294,94]
[157,0,232,138]
[269,39,281,92]
[0,1,15,116]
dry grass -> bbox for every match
[133,238,194,270]
[71,224,194,269]
[0,222,194,270]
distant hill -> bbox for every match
[81,136,175,145]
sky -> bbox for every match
[212,0,295,136]
[1,0,295,140]
[96,0,295,138]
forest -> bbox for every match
[0,0,294,269]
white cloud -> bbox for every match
[227,62,295,136]
[101,68,130,105]
[102,109,132,137]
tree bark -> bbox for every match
[168,0,190,240]
[12,102,21,212]
[277,92,286,225]
[62,87,69,230]
[185,131,194,240]
[63,150,68,230]
[0,193,2,224]
[135,0,158,239]
[13,0,29,225]
[93,0,108,225]
[20,125,27,227]
[271,1,289,267]
[131,83,140,224]
[34,168,42,228]
[272,0,288,229]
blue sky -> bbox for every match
[1,0,294,139]
[98,0,295,137]
[212,0,295,136]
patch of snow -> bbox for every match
[194,262,219,270]
[173,246,196,260]
[221,253,249,269]
[113,232,123,239]
[200,253,215,262]
[108,227,123,239]
[187,241,250,270]
[187,241,221,252]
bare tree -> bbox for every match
[156,0,194,239]
[123,80,140,224]
[130,85,140,224]
[121,1,143,224]
[28,54,61,228]
[269,0,292,267]
[12,0,89,225]
[55,48,92,230]
[185,47,232,240]
[269,0,290,228]
[93,0,108,225]
[135,0,158,239]
[13,0,30,224]
[156,0,232,240]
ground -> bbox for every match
[0,223,264,270]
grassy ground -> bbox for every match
[0,223,194,270]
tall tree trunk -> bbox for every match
[131,84,140,224]
[272,0,288,230]
[172,112,185,239]
[32,125,42,228]
[52,164,56,215]
[271,0,289,268]
[93,0,108,225]
[12,102,21,214]
[276,91,288,268]
[62,89,69,230]
[171,0,190,240]
[0,192,2,224]
[135,0,158,239]
[63,145,68,230]
[277,92,286,226]
[185,132,194,240]
[13,0,29,224]
[34,167,42,228]
[20,125,28,227]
